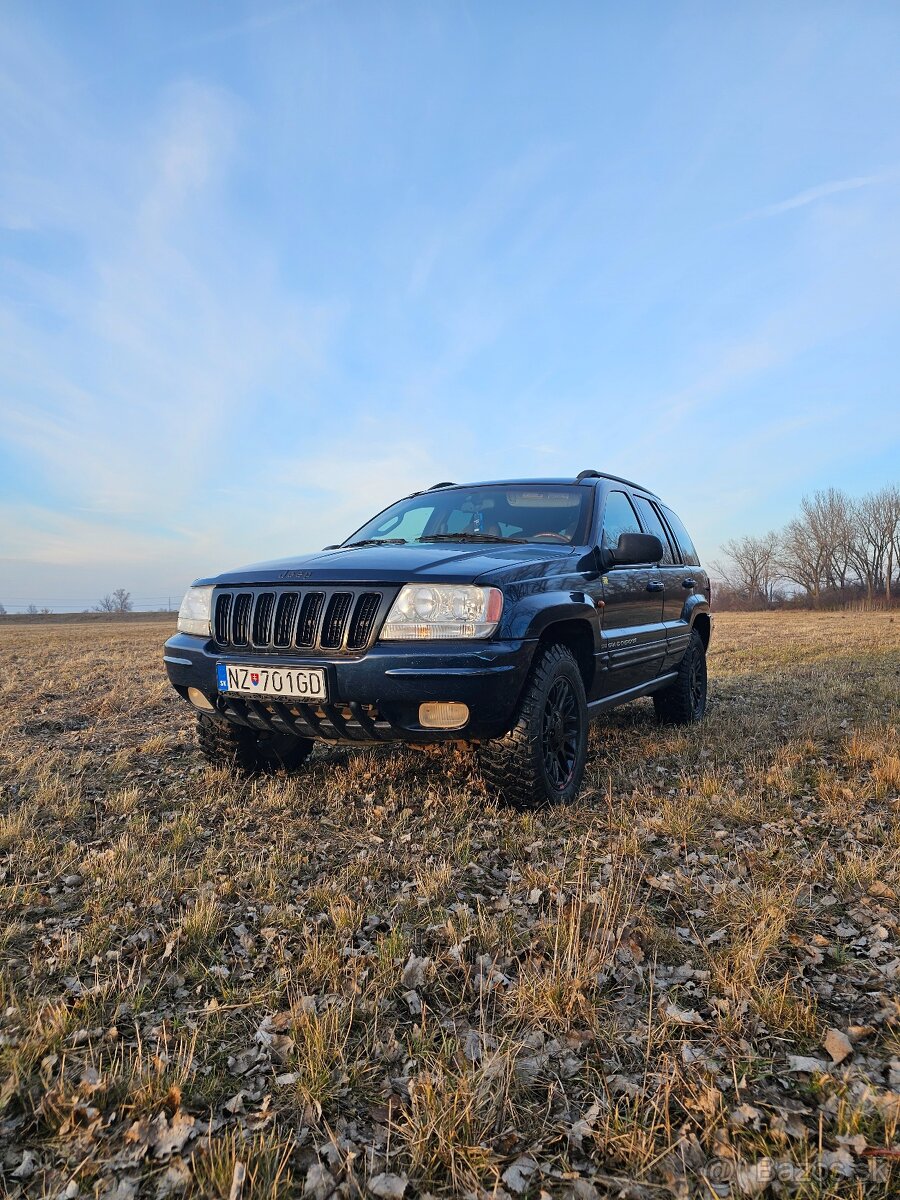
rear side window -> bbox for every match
[633,496,674,564]
[661,506,701,567]
[601,490,641,550]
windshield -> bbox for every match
[345,485,592,547]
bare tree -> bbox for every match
[811,488,855,593]
[877,484,900,602]
[96,590,133,614]
[774,489,860,605]
[0,603,6,616]
[25,603,39,615]
[848,491,893,602]
[112,588,133,613]
[713,532,781,607]
[777,516,829,606]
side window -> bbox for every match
[661,506,701,567]
[601,490,641,551]
[634,496,674,564]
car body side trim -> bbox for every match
[586,671,678,716]
[384,665,518,677]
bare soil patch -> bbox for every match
[1,613,899,1197]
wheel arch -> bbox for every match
[691,610,711,650]
[536,617,596,696]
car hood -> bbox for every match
[195,542,578,587]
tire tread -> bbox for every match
[653,628,707,725]
[480,643,586,808]
[195,713,313,774]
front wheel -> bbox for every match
[195,713,314,774]
[653,629,707,724]
[479,643,588,809]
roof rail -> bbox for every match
[575,469,658,496]
[428,481,456,491]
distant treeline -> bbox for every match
[0,611,176,625]
[714,485,900,610]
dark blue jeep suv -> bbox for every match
[164,471,711,807]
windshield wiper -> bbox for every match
[417,533,527,544]
[342,538,407,548]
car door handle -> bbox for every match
[646,580,664,592]
[682,578,696,589]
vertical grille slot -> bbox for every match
[321,592,353,648]
[273,592,299,646]
[232,593,253,645]
[347,592,382,650]
[296,593,325,647]
[215,593,232,643]
[252,592,276,646]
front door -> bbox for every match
[632,494,689,672]
[598,490,666,694]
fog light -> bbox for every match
[419,701,469,730]
[187,687,215,712]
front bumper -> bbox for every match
[163,632,534,743]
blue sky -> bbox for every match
[1,2,899,610]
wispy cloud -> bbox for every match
[174,0,330,51]
[737,170,897,222]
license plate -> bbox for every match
[216,662,327,701]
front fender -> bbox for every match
[503,590,602,647]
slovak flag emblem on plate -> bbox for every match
[250,673,259,686]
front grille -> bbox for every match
[213,586,392,655]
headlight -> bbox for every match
[177,586,214,636]
[380,585,503,640]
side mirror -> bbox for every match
[610,532,663,566]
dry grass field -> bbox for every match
[1,612,899,1199]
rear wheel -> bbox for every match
[196,713,314,774]
[653,629,707,724]
[479,643,588,808]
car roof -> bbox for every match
[418,475,662,500]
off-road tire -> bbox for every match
[196,713,314,774]
[653,628,707,724]
[479,643,588,809]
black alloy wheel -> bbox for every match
[541,677,581,794]
[688,644,707,720]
